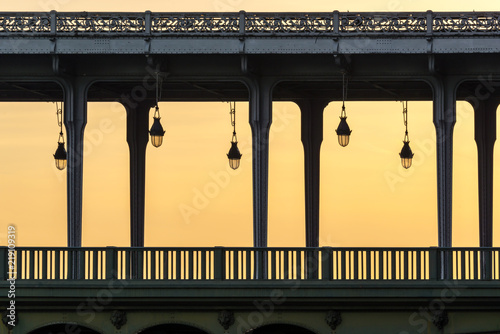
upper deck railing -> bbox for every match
[2,247,500,281]
[0,11,499,37]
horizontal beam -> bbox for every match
[1,36,500,55]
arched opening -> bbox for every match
[250,323,316,334]
[28,323,101,334]
[137,323,209,334]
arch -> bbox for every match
[251,323,316,334]
[137,323,210,334]
[27,323,102,334]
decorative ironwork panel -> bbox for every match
[0,14,51,33]
[56,14,146,33]
[1,12,500,37]
[433,13,500,33]
[339,13,427,33]
[245,14,334,34]
[151,14,239,34]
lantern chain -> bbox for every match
[55,101,64,143]
[230,101,237,142]
[154,71,162,118]
[402,101,409,142]
[341,72,348,117]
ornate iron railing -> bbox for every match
[0,11,499,36]
[2,247,499,281]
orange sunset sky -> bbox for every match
[0,0,499,248]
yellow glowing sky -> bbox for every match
[0,0,499,248]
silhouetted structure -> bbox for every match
[1,11,500,334]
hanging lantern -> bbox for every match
[400,140,414,169]
[227,141,242,170]
[54,141,67,170]
[399,101,414,169]
[53,102,67,170]
[227,102,242,170]
[149,72,165,148]
[336,107,352,147]
[149,106,165,148]
[336,73,352,147]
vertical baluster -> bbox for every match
[233,250,239,280]
[474,249,479,280]
[353,250,359,280]
[416,251,422,280]
[297,250,302,280]
[149,250,155,280]
[340,250,346,280]
[403,250,409,280]
[54,249,60,280]
[271,250,276,280]
[366,250,371,280]
[162,250,168,280]
[173,250,179,280]
[189,250,194,280]
[284,250,289,280]
[378,251,384,280]
[390,251,396,280]
[29,250,35,280]
[90,250,97,280]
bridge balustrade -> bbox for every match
[2,247,499,281]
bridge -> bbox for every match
[1,10,500,334]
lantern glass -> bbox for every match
[55,159,67,170]
[401,157,412,169]
[150,135,164,148]
[338,134,350,147]
[229,158,240,170]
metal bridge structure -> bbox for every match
[1,10,500,334]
